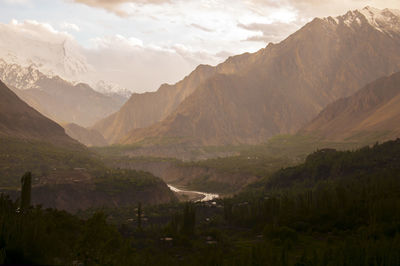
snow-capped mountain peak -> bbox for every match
[359,6,400,33]
[0,20,92,82]
[0,59,44,90]
[95,80,132,98]
[323,6,400,34]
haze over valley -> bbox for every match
[1,1,400,265]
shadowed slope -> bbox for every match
[301,71,400,142]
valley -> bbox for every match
[0,4,400,265]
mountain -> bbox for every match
[300,71,400,142]
[93,64,216,143]
[63,123,107,147]
[99,7,400,146]
[0,21,90,82]
[0,20,130,100]
[0,80,79,147]
[0,59,127,127]
[0,80,175,210]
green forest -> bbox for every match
[1,139,400,265]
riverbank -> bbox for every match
[167,184,219,202]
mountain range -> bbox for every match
[0,59,127,127]
[94,7,400,146]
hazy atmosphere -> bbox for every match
[1,0,399,92]
[1,0,400,265]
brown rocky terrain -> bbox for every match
[300,71,400,142]
[0,80,80,148]
[115,7,400,146]
[92,64,217,143]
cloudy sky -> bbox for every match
[1,0,400,92]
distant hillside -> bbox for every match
[64,123,107,147]
[0,80,79,147]
[0,59,127,127]
[118,7,400,146]
[92,64,216,143]
[301,71,400,142]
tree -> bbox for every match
[182,202,196,236]
[20,172,32,211]
[137,202,142,230]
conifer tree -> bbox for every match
[20,172,32,211]
[137,202,142,230]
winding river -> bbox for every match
[168,184,219,202]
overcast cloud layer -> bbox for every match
[0,0,399,93]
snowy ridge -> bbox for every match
[0,21,91,82]
[95,80,132,98]
[359,6,400,33]
[323,6,400,34]
[0,20,131,98]
[0,59,44,90]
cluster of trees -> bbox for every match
[0,138,104,187]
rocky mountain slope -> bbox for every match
[101,7,400,146]
[0,80,79,147]
[0,59,127,127]
[93,64,217,143]
[300,71,400,142]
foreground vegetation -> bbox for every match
[1,139,400,265]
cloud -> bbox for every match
[3,0,30,4]
[7,19,73,43]
[71,0,172,16]
[190,23,214,32]
[90,34,143,49]
[0,19,91,80]
[84,35,221,91]
[60,22,81,32]
[0,19,221,93]
[238,21,300,43]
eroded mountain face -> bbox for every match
[109,7,400,146]
[300,71,400,142]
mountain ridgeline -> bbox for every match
[0,59,127,128]
[301,71,400,142]
[94,7,400,146]
[0,80,79,147]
